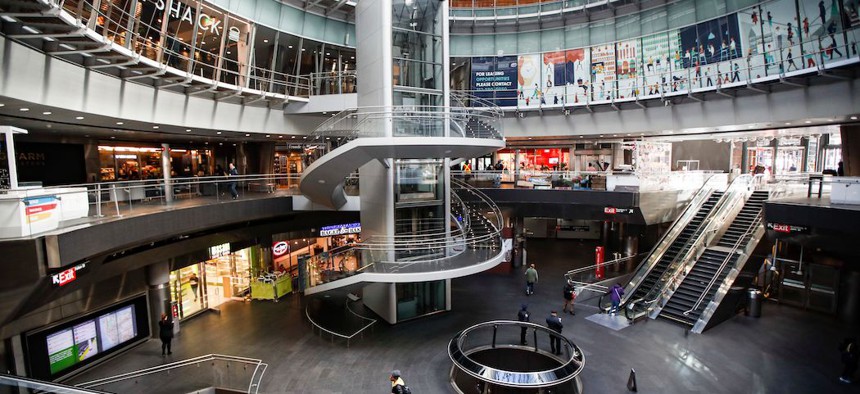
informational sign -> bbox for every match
[272,241,289,257]
[319,222,361,236]
[470,56,517,106]
[46,329,75,375]
[604,207,635,215]
[51,262,88,287]
[24,196,59,225]
[766,223,809,234]
[72,321,99,362]
[209,243,231,258]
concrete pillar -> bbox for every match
[624,235,639,272]
[161,143,173,202]
[146,261,173,338]
[741,142,749,173]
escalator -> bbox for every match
[657,190,768,331]
[626,190,724,302]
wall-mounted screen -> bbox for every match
[25,295,149,381]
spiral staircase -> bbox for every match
[299,96,508,295]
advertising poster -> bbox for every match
[517,54,542,107]
[798,0,847,67]
[469,56,517,107]
[738,6,769,79]
[542,51,567,107]
[469,56,495,102]
[72,320,99,362]
[641,32,670,96]
[564,49,590,104]
[615,39,641,99]
[667,30,689,92]
[679,14,743,68]
[47,329,75,375]
[757,0,804,74]
[590,45,616,101]
[495,56,518,107]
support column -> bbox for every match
[624,234,639,272]
[145,261,173,338]
[161,143,173,202]
[741,142,749,173]
[840,125,860,176]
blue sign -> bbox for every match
[319,222,361,236]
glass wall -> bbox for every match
[455,0,859,107]
[60,0,356,97]
[98,145,212,181]
[169,245,258,320]
[396,280,446,321]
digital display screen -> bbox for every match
[26,296,147,380]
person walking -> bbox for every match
[518,304,530,345]
[562,280,576,315]
[188,272,200,302]
[158,313,174,356]
[227,162,239,200]
[390,370,410,394]
[609,283,625,316]
[840,338,859,383]
[525,264,538,295]
[546,311,563,355]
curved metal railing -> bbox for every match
[448,320,585,389]
[301,179,504,290]
[76,354,268,394]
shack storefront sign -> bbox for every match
[147,0,224,36]
[766,223,810,234]
[319,223,361,237]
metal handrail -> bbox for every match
[683,210,764,316]
[77,354,268,394]
[0,373,109,394]
[633,174,755,315]
[615,174,719,308]
[448,320,585,389]
[304,302,376,342]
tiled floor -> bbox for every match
[71,238,859,393]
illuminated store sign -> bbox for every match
[319,223,361,236]
[51,262,88,287]
[147,0,223,35]
[209,243,230,258]
[272,241,289,257]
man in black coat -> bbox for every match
[518,304,530,345]
[546,311,563,355]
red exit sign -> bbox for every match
[50,262,88,287]
[604,207,634,215]
[766,223,809,234]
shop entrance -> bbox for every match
[169,248,252,320]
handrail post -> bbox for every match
[95,183,103,217]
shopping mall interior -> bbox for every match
[0,0,858,392]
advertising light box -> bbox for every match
[25,296,149,380]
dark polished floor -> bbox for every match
[71,239,859,393]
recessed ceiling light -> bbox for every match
[42,111,52,115]
[827,119,834,122]
[111,136,115,139]
[266,134,271,137]
[226,51,231,55]
[599,135,604,137]
[278,136,283,138]
[613,134,618,137]
[288,45,293,49]
[216,131,222,135]
[186,129,191,132]
[785,122,791,125]
[84,134,89,137]
[245,133,250,137]
[805,120,812,124]
[0,103,4,107]
[263,39,269,43]
[322,112,327,114]
[152,125,159,129]
[351,56,355,59]
[76,116,84,120]
[20,108,29,112]
[116,122,124,125]
[291,136,296,139]
[301,48,306,51]
[852,116,858,120]
[579,136,583,138]
[528,137,532,140]
[747,125,754,128]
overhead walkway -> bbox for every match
[298,97,508,295]
[0,0,308,105]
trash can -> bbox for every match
[748,289,762,318]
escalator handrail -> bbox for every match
[683,210,764,316]
[613,175,720,309]
[626,174,755,316]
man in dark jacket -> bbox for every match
[518,304,530,345]
[158,313,174,356]
[840,338,859,383]
[546,311,563,355]
[227,162,239,199]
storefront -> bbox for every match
[98,144,213,181]
[169,243,258,320]
[273,145,304,188]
